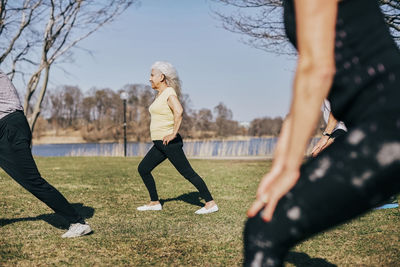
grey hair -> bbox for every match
[151,61,182,98]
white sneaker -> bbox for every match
[62,222,92,238]
[195,205,219,214]
[137,203,162,211]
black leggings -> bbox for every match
[0,111,82,224]
[138,134,213,202]
[244,111,400,267]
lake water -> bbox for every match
[32,137,320,158]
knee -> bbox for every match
[138,162,150,177]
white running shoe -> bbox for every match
[62,222,92,238]
[195,205,219,214]
[137,203,162,211]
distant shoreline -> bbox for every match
[32,133,280,145]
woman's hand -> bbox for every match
[311,135,332,157]
[163,134,176,145]
[247,165,300,222]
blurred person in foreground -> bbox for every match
[244,0,400,266]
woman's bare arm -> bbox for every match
[248,0,338,221]
[163,95,183,145]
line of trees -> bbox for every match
[35,84,295,142]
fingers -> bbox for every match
[312,148,320,157]
[261,194,279,222]
[310,145,318,154]
[247,194,268,218]
[162,136,170,145]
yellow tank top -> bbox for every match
[149,87,177,140]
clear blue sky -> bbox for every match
[50,0,296,122]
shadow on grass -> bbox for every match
[0,203,95,230]
[160,191,203,207]
[285,251,337,267]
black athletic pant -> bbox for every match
[138,134,213,202]
[244,111,400,267]
[0,111,83,224]
[330,128,346,139]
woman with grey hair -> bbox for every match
[137,61,218,214]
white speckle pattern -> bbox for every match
[338,30,347,38]
[389,73,396,82]
[352,170,373,187]
[252,252,263,267]
[266,258,275,267]
[377,63,385,72]
[287,206,301,221]
[336,161,344,168]
[367,67,376,76]
[376,142,400,166]
[347,129,366,145]
[362,146,371,156]
[352,57,359,64]
[290,227,299,236]
[354,76,362,84]
[309,157,331,181]
[254,239,273,249]
[350,152,358,159]
[344,62,351,69]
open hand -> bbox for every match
[247,165,300,222]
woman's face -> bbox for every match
[149,68,164,90]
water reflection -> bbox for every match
[32,138,320,157]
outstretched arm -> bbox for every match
[248,0,338,221]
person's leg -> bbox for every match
[0,112,83,224]
[160,135,214,202]
[137,143,167,201]
[244,114,400,267]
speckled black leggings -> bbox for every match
[244,110,400,267]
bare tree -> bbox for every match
[248,116,283,136]
[213,0,400,53]
[0,0,135,132]
[214,102,240,137]
[196,108,214,132]
[179,93,195,138]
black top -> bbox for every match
[283,0,400,126]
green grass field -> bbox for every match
[0,157,399,266]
